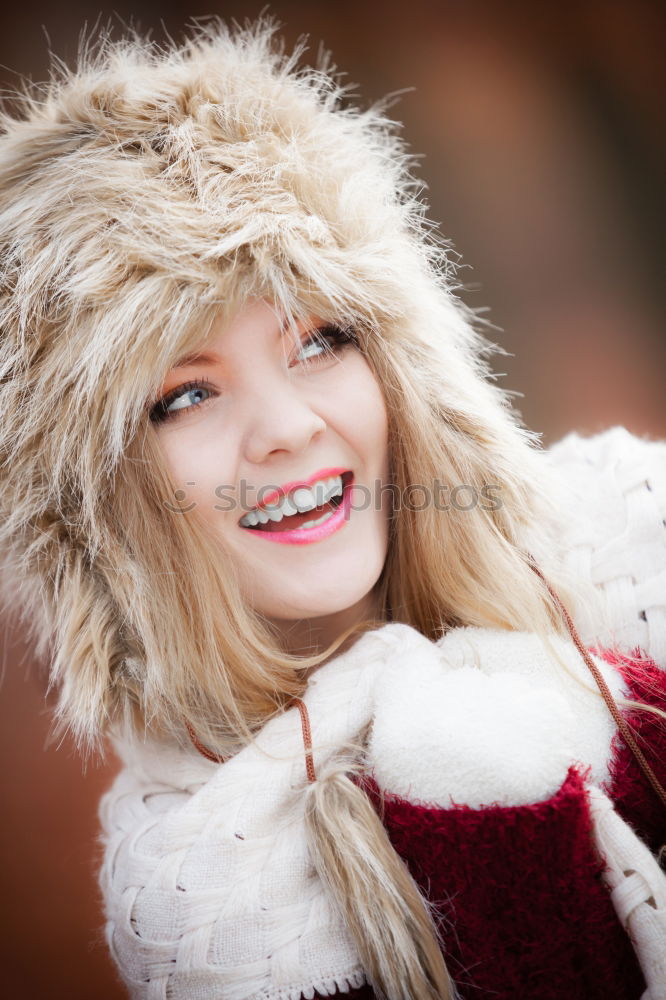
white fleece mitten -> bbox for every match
[367,624,626,808]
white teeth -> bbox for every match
[239,473,346,528]
[292,487,317,513]
[300,510,336,530]
[324,476,342,503]
[280,496,299,517]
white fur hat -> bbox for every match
[0,18,565,740]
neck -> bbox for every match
[268,586,385,662]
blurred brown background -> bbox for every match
[1,1,664,996]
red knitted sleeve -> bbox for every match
[594,644,666,854]
[310,647,665,1000]
[371,766,647,1000]
[305,647,665,1000]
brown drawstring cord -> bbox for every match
[185,697,316,782]
[290,697,316,783]
[185,720,226,764]
[526,552,666,811]
[186,557,665,811]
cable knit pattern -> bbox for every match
[98,428,666,999]
[547,425,666,665]
[100,626,404,1000]
[587,785,666,1000]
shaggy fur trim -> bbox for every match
[0,19,564,741]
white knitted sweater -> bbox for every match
[98,426,666,1000]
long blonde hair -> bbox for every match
[0,17,616,998]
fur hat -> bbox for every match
[0,17,570,744]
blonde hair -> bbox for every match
[0,17,619,998]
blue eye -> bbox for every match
[149,325,358,424]
[296,338,327,363]
[293,324,358,365]
[149,380,216,423]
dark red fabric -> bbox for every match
[594,643,666,853]
[367,766,645,1000]
[308,646,665,1000]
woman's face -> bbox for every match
[150,300,390,650]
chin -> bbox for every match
[262,582,376,622]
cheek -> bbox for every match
[154,429,232,513]
[333,356,389,464]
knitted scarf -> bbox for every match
[99,621,666,999]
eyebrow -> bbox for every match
[172,318,305,370]
[172,350,220,369]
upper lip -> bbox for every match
[246,467,352,513]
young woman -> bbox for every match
[0,17,664,1000]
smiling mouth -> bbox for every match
[238,470,354,534]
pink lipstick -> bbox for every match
[241,471,354,545]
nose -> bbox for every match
[242,378,327,466]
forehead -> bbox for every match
[170,305,315,370]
